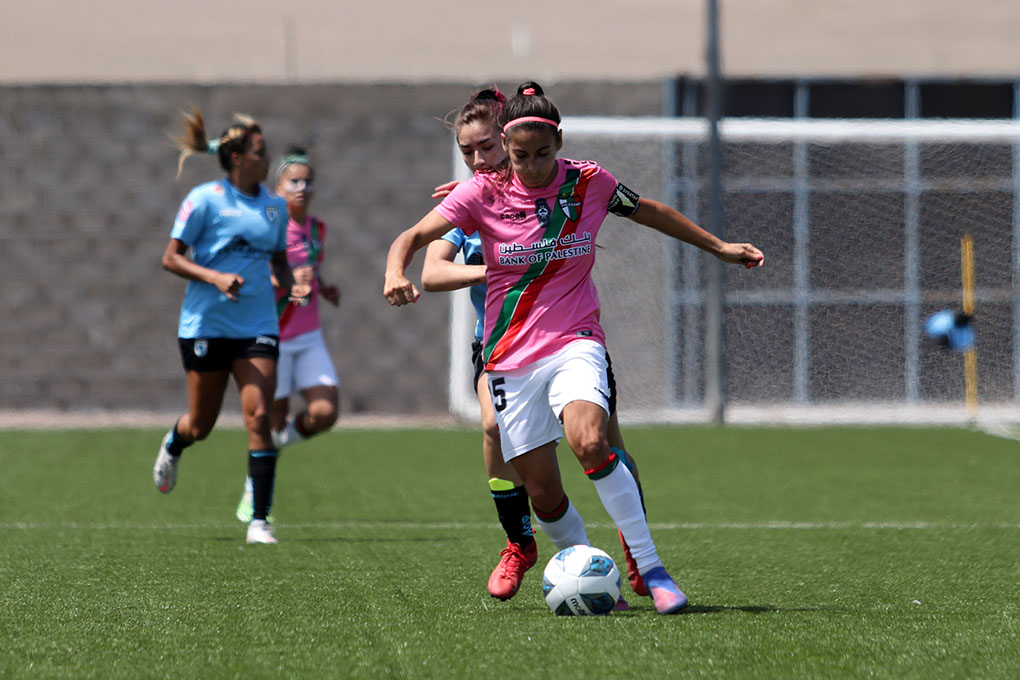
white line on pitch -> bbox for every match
[2,521,1018,531]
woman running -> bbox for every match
[153,110,309,545]
[234,147,342,523]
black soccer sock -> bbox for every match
[166,419,193,458]
[248,449,278,521]
[489,479,535,549]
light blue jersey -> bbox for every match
[440,227,485,341]
[171,179,288,338]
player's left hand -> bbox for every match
[717,243,765,268]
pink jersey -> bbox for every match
[435,158,619,371]
[276,215,327,342]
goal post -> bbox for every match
[448,117,1020,426]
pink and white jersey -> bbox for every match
[435,158,620,371]
[276,215,327,342]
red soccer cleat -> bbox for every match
[487,540,538,601]
[618,529,649,596]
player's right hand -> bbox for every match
[383,271,420,306]
[216,273,244,301]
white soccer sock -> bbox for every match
[534,499,589,551]
[590,462,663,574]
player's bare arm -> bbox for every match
[628,198,765,268]
[384,210,457,306]
[161,237,244,301]
[421,238,487,293]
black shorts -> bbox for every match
[178,336,280,372]
[471,339,618,416]
[470,340,485,391]
[605,350,618,417]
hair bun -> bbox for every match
[518,82,544,97]
[474,87,507,105]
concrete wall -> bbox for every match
[0,81,663,416]
[3,1,1019,84]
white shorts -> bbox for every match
[487,339,610,461]
[274,329,339,400]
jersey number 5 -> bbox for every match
[490,377,508,413]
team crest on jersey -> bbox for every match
[557,192,582,223]
[265,205,279,222]
[535,198,551,227]
[193,340,208,357]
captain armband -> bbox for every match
[607,182,641,217]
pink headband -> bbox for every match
[502,116,560,133]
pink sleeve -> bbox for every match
[434,176,483,236]
[588,163,619,215]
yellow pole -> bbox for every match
[961,235,977,417]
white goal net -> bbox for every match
[449,117,1020,426]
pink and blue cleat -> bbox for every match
[642,566,688,615]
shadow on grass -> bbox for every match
[604,603,839,616]
[683,604,840,614]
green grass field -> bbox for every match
[2,425,1018,679]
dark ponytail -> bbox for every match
[454,86,507,133]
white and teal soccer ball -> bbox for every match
[542,545,621,615]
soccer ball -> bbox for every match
[924,309,975,352]
[542,545,621,615]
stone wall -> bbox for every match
[0,82,663,416]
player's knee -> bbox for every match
[307,404,338,431]
[571,434,610,470]
[243,408,272,436]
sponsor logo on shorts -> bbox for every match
[194,340,208,357]
[255,336,278,348]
